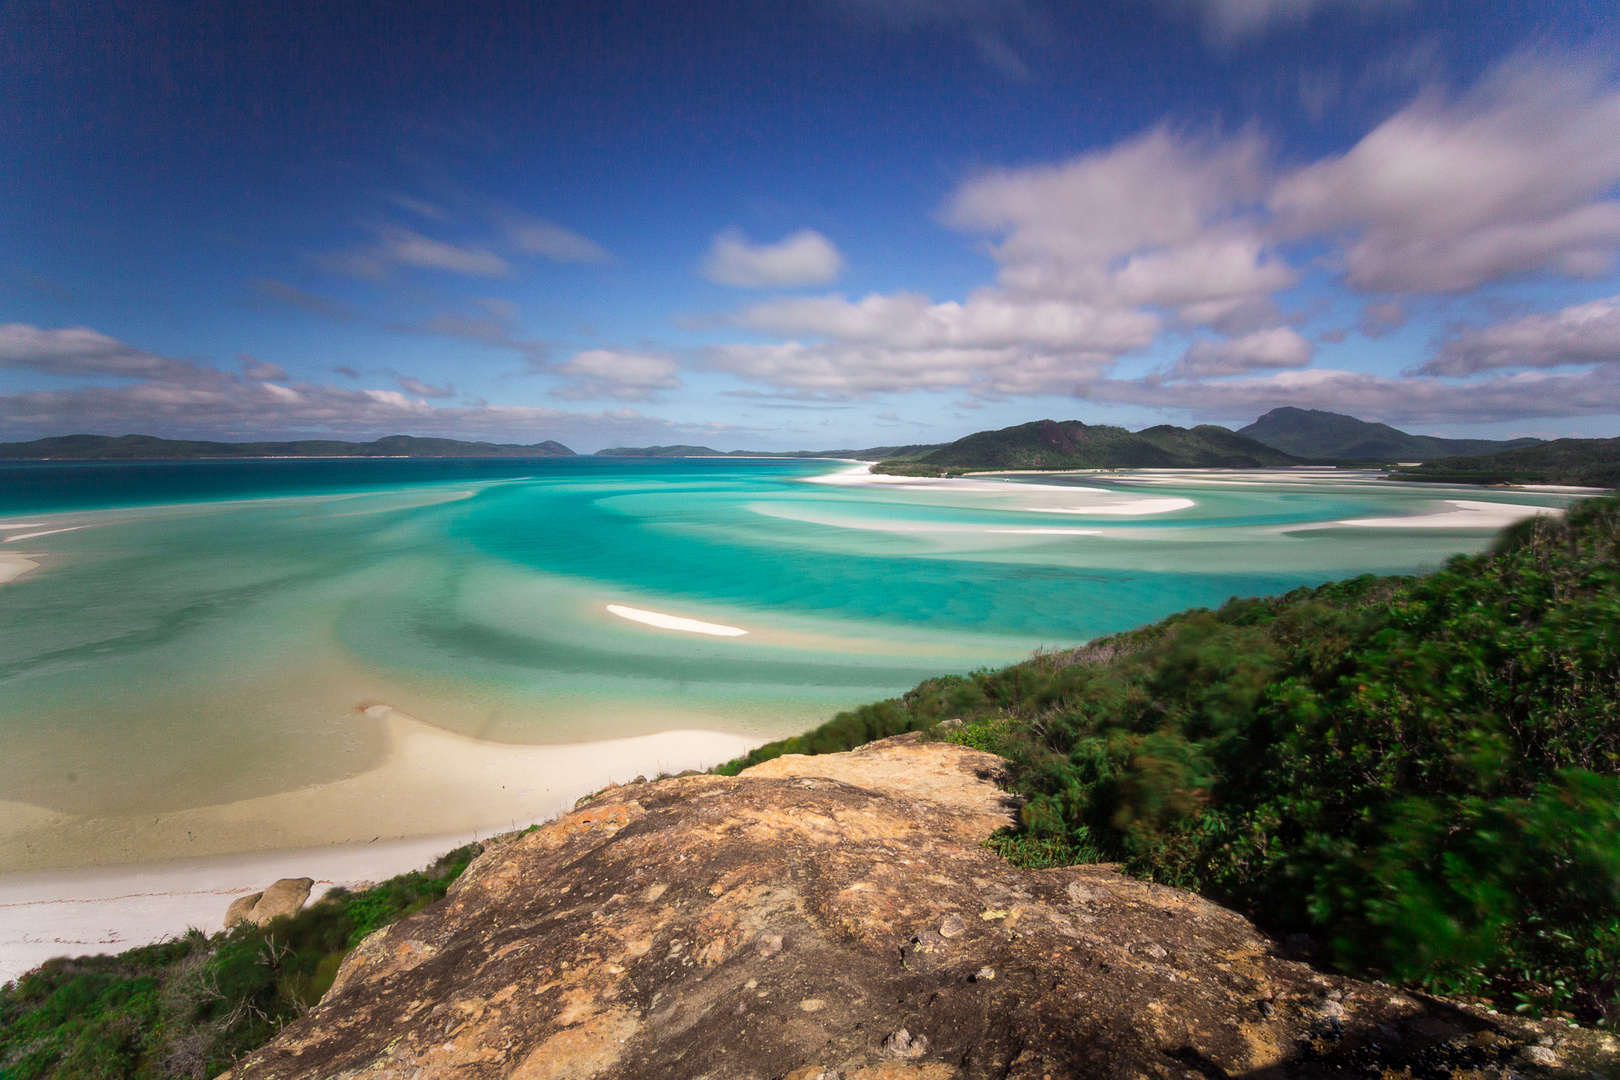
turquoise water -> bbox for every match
[0,458,1583,830]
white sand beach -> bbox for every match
[0,711,758,983]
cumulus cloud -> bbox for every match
[946,129,1289,314]
[1271,61,1620,293]
[1170,326,1313,378]
[552,349,683,401]
[700,230,845,288]
[0,323,726,446]
[711,290,1156,397]
[0,324,197,380]
[238,354,288,381]
[1421,295,1620,376]
[702,57,1620,426]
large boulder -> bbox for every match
[223,736,1619,1080]
[223,877,313,928]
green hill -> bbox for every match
[875,419,1300,475]
[1239,407,1541,462]
[0,434,575,459]
[718,496,1620,1021]
[1389,437,1620,488]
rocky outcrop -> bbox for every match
[224,877,314,928]
[223,736,1619,1080]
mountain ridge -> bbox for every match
[1238,407,1542,462]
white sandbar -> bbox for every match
[606,604,749,636]
[1335,500,1561,529]
[3,526,84,543]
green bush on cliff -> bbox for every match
[0,844,481,1080]
[715,497,1620,1022]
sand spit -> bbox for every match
[605,603,749,636]
[0,553,40,585]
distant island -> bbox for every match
[1239,406,1542,461]
[1390,437,1620,488]
[874,419,1300,475]
[0,434,576,460]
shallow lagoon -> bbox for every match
[0,457,1582,867]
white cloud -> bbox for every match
[0,324,726,447]
[552,349,683,401]
[238,354,288,381]
[0,324,196,380]
[1170,326,1313,378]
[945,128,1287,313]
[1271,61,1620,293]
[1422,295,1620,376]
[397,376,455,399]
[701,229,845,288]
[323,225,511,279]
[1171,0,1412,43]
[496,212,613,264]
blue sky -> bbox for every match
[3,0,1619,451]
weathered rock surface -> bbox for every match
[224,736,1619,1080]
[224,891,264,928]
[224,877,314,928]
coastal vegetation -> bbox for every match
[872,418,1300,476]
[1389,437,1620,488]
[1238,407,1543,462]
[0,845,482,1080]
[718,497,1620,1023]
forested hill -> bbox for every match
[1239,407,1542,461]
[1389,437,1620,488]
[0,434,576,459]
[874,418,1300,475]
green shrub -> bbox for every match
[0,844,483,1079]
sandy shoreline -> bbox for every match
[0,712,758,983]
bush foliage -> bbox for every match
[0,844,481,1080]
[717,497,1620,1021]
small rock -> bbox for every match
[973,966,996,982]
[799,998,826,1013]
[883,1028,930,1058]
[755,934,784,958]
[936,719,964,731]
[1518,1045,1560,1068]
[234,878,314,926]
[1138,942,1168,961]
[1258,1000,1275,1019]
[938,913,966,939]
